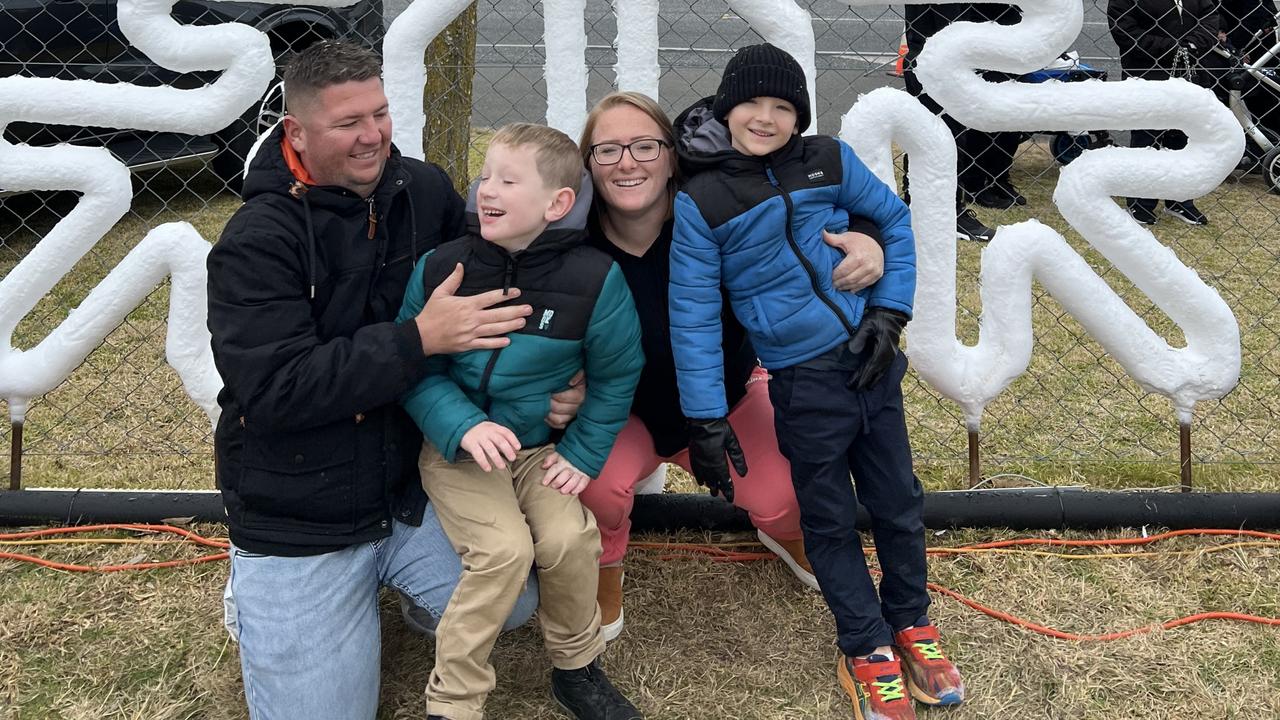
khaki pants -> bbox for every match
[419,442,604,720]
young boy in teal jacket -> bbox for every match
[396,123,644,720]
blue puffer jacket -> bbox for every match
[670,100,916,419]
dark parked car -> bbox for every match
[0,0,384,192]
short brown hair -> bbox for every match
[489,123,582,193]
[283,41,383,115]
[578,91,681,197]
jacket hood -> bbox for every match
[673,96,738,177]
[460,169,594,261]
[673,95,804,178]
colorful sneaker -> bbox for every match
[837,653,916,720]
[756,529,819,590]
[893,621,965,706]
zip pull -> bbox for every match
[366,198,378,240]
[765,165,780,187]
[502,257,515,295]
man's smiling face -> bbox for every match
[284,77,391,197]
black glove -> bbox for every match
[847,308,910,390]
[1184,25,1218,53]
[686,417,747,503]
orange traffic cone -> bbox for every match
[890,34,907,77]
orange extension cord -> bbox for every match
[3,524,1279,642]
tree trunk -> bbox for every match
[423,2,478,194]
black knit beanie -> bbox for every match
[712,43,811,134]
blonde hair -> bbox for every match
[489,123,582,193]
[579,91,682,201]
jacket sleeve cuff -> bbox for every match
[846,216,885,247]
[393,320,432,387]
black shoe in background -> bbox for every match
[956,208,996,242]
[996,180,1027,206]
[971,186,1017,210]
[1127,201,1158,226]
[551,661,644,720]
[1164,200,1209,226]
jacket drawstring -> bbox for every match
[408,194,418,261]
[302,192,317,299]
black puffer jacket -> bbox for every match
[207,125,465,556]
[903,3,1022,77]
[1109,0,1221,80]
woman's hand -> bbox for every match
[540,451,591,495]
[546,370,586,429]
[824,229,885,293]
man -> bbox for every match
[1108,0,1218,225]
[206,40,581,719]
[903,3,1026,241]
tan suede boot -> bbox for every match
[597,565,625,641]
[757,530,819,590]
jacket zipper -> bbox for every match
[366,197,378,240]
[480,255,517,408]
[764,165,857,337]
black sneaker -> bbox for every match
[971,186,1016,210]
[551,661,643,720]
[1127,202,1158,225]
[1164,200,1209,226]
[996,180,1027,206]
[956,208,995,242]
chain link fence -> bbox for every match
[1,0,1277,494]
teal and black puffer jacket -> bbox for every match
[396,182,643,478]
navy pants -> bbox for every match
[768,343,930,657]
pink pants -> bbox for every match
[579,368,803,567]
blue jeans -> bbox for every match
[223,503,540,720]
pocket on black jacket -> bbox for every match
[238,423,357,535]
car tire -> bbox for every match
[211,76,287,194]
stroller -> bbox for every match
[1017,52,1113,165]
[1199,33,1280,193]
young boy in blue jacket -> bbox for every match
[669,44,963,720]
[397,123,644,720]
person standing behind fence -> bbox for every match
[397,123,645,720]
[575,90,889,643]
[1109,0,1221,225]
[205,41,587,720]
[903,3,1026,241]
[670,43,964,720]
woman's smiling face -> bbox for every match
[588,103,675,217]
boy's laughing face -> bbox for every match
[726,96,798,157]
[476,142,573,250]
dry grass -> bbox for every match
[2,524,1278,719]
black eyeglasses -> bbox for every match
[589,139,670,166]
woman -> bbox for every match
[576,91,887,641]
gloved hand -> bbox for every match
[686,417,747,503]
[1184,25,1218,53]
[847,307,910,390]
